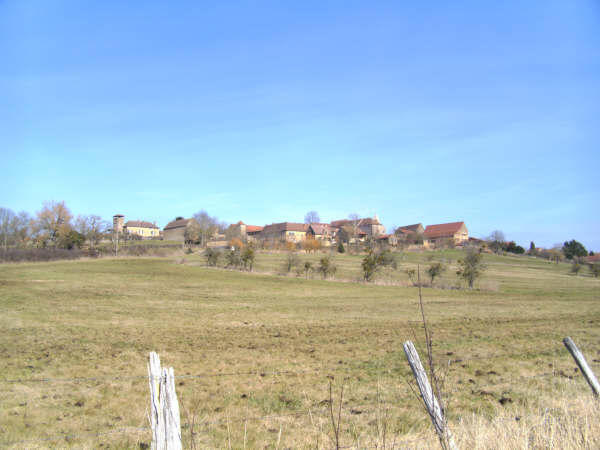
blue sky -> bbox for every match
[1,1,599,249]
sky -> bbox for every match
[1,1,599,250]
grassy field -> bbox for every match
[0,250,599,448]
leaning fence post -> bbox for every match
[563,337,600,397]
[148,352,182,450]
[403,341,457,450]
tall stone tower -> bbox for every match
[113,214,124,233]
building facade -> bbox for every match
[424,222,468,247]
[163,217,199,242]
[124,220,160,238]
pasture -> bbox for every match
[0,250,599,448]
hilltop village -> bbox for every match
[112,214,472,249]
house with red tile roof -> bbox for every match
[261,222,308,242]
[424,221,468,247]
[227,221,264,242]
[306,223,338,245]
[394,223,425,244]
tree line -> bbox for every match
[0,201,108,251]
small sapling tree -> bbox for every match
[427,262,445,286]
[303,261,314,279]
[241,245,255,271]
[317,255,337,279]
[456,249,486,289]
[361,249,397,282]
[205,248,220,267]
[284,251,300,273]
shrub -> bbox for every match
[205,248,221,267]
[284,252,300,273]
[337,241,345,253]
[0,247,82,262]
[504,241,525,254]
[317,255,337,279]
[405,268,417,286]
[590,262,600,278]
[302,261,314,279]
[457,249,486,288]
[571,261,582,275]
[361,249,397,282]
[241,246,255,271]
[228,238,244,250]
[225,249,242,268]
[427,262,446,286]
[302,238,321,253]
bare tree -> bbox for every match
[12,211,32,247]
[193,210,220,247]
[75,215,109,248]
[304,210,320,224]
[0,207,15,251]
[488,230,505,242]
[487,230,505,254]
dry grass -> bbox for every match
[0,250,599,448]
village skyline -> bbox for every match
[2,2,598,250]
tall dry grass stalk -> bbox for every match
[450,393,599,449]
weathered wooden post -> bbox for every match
[563,337,600,397]
[148,352,182,450]
[403,341,457,450]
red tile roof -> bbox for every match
[308,223,336,235]
[424,222,466,239]
[262,222,308,233]
[331,217,380,228]
[397,223,422,233]
[245,225,263,233]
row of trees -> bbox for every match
[487,230,593,262]
[0,202,109,250]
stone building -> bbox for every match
[260,222,308,242]
[124,220,160,238]
[330,215,386,238]
[163,217,199,242]
[424,221,469,247]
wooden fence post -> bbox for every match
[148,352,182,450]
[403,341,457,450]
[563,337,600,397]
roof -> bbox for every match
[308,223,336,235]
[399,223,422,232]
[331,217,381,228]
[377,234,392,240]
[262,222,308,233]
[236,221,245,225]
[246,225,263,233]
[424,222,466,239]
[124,220,158,229]
[586,254,600,263]
[164,218,192,230]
